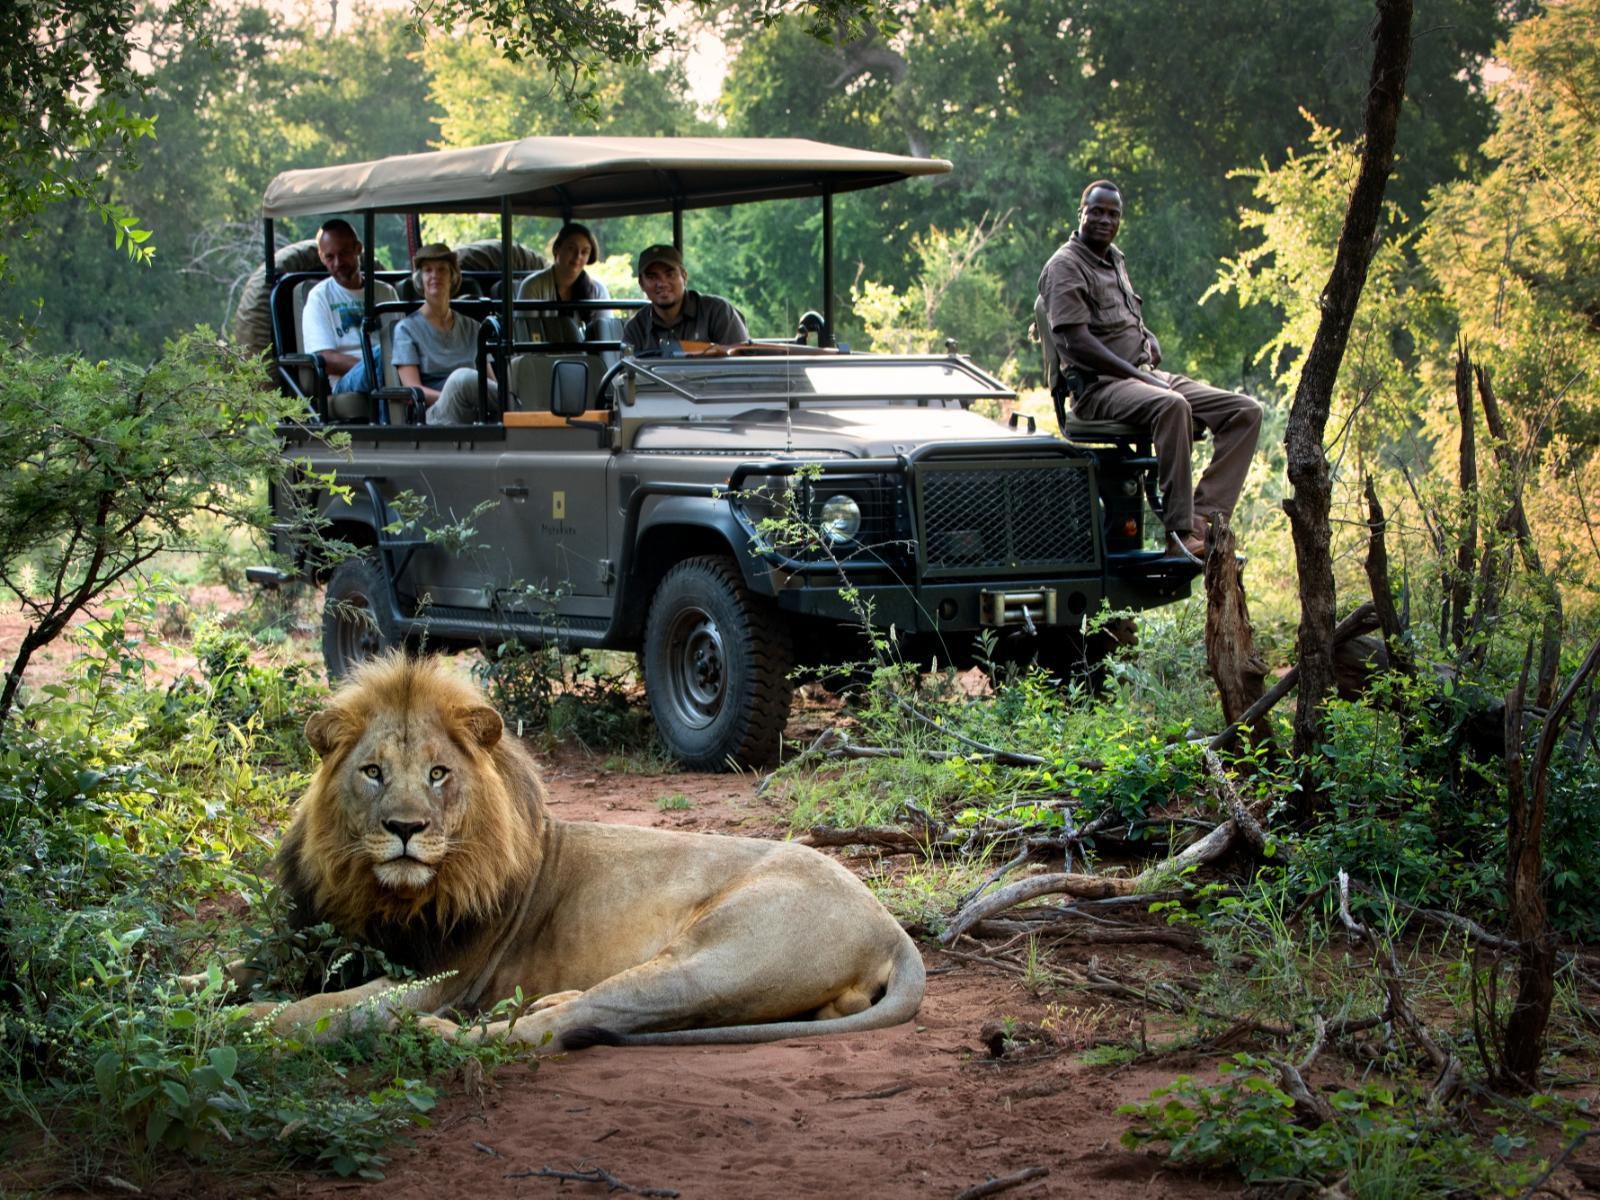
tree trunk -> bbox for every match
[1499,633,1600,1090]
[1204,513,1273,750]
[1362,477,1413,680]
[1450,341,1478,653]
[1284,0,1413,808]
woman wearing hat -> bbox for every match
[394,242,499,424]
[515,221,611,344]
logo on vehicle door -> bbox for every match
[542,489,575,536]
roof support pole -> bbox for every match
[500,196,514,342]
[361,211,385,424]
[362,211,376,311]
[263,218,276,290]
[496,196,514,415]
[673,200,683,251]
[822,188,835,335]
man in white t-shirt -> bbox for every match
[300,219,398,393]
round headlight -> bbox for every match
[819,494,862,544]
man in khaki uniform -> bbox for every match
[1038,180,1262,562]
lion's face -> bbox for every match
[289,656,543,933]
[326,705,485,893]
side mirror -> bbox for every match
[551,360,590,417]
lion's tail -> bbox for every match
[565,928,926,1050]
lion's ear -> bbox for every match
[456,704,503,750]
[305,708,359,758]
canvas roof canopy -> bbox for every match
[261,136,952,219]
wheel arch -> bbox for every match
[617,517,749,642]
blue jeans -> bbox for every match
[332,347,381,393]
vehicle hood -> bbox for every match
[629,405,1044,457]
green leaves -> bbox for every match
[0,331,307,732]
[0,0,172,262]
[1121,1055,1533,1192]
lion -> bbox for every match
[209,652,924,1052]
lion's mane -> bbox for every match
[276,654,549,971]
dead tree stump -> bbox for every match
[1204,513,1274,753]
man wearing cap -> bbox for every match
[301,218,397,393]
[1038,181,1262,563]
[622,244,749,355]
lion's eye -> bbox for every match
[361,764,382,781]
[429,766,448,783]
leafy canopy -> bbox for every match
[0,0,215,269]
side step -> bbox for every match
[245,565,289,589]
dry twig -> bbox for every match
[505,1163,679,1197]
[954,1165,1050,1200]
[1337,871,1462,1106]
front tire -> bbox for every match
[643,556,794,770]
[321,552,398,681]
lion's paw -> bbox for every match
[531,989,584,1012]
[416,1014,467,1041]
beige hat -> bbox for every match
[636,244,684,275]
[412,242,458,268]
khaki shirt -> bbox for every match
[622,290,749,352]
[1037,233,1154,370]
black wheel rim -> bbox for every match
[660,603,725,731]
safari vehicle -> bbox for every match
[254,136,1197,770]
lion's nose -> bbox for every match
[383,818,429,846]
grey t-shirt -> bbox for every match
[393,309,482,389]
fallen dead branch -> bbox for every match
[505,1163,679,1197]
[954,1165,1050,1200]
[963,919,1203,954]
[941,873,1150,943]
[1267,1014,1334,1125]
[940,808,1244,945]
[797,824,952,851]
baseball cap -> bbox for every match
[636,244,684,275]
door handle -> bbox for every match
[500,484,529,499]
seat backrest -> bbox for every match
[1033,292,1062,398]
[509,353,552,412]
[289,278,323,394]
[378,311,404,388]
[510,352,610,413]
[515,273,584,346]
[588,314,624,370]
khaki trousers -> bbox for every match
[1074,369,1262,537]
[426,368,501,425]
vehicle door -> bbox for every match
[485,419,616,628]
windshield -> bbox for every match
[629,356,1011,404]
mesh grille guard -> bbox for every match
[915,459,1099,578]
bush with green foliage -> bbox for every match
[0,329,307,730]
[477,642,656,755]
[1120,1054,1548,1195]
[0,601,525,1187]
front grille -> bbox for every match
[916,460,1098,577]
